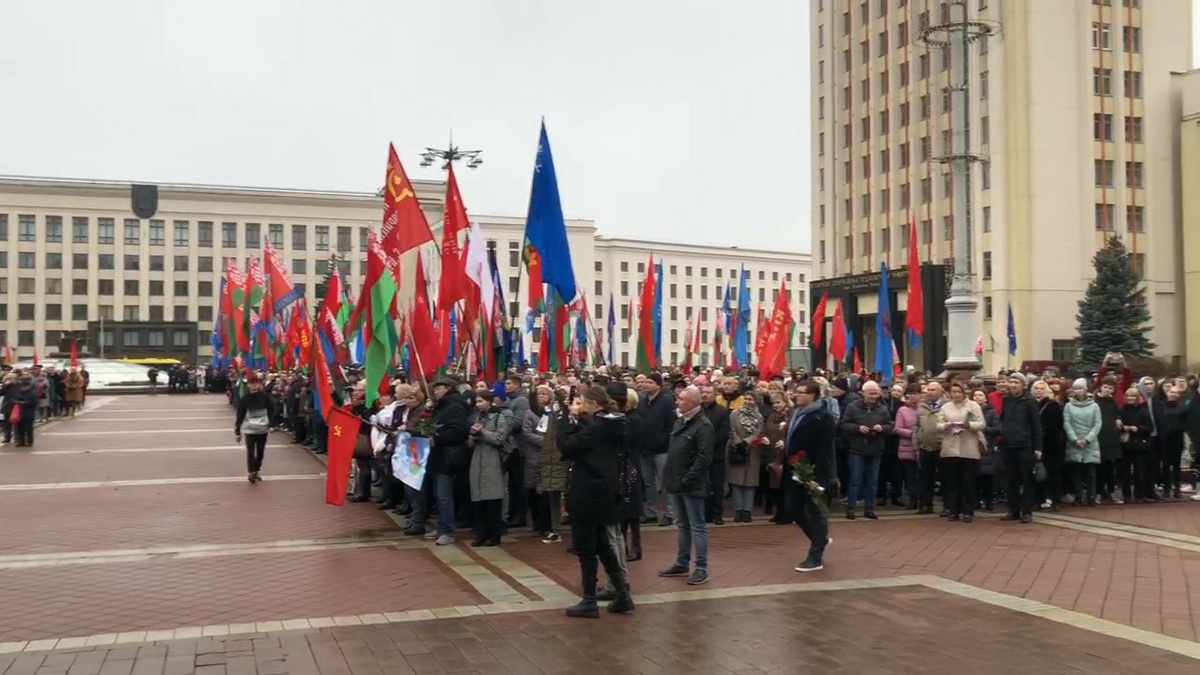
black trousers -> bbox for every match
[1002,446,1036,515]
[918,449,940,509]
[244,433,267,473]
[1039,452,1065,505]
[706,460,726,520]
[786,481,829,564]
[877,452,903,501]
[1070,463,1097,502]
[1117,450,1154,500]
[1162,437,1185,493]
[570,520,626,599]
[353,456,373,498]
[528,489,551,533]
[941,457,979,517]
[474,499,504,543]
[507,456,527,525]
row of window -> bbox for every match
[0,328,191,348]
[1093,114,1144,142]
[0,215,369,252]
[0,277,216,297]
[1095,203,1147,232]
[1091,23,1143,53]
[592,279,806,306]
[1094,160,1145,187]
[1092,68,1143,98]
[0,303,213,323]
[0,250,367,280]
[603,260,803,284]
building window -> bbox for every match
[336,226,352,252]
[980,116,990,146]
[173,329,190,347]
[17,330,34,346]
[46,304,61,320]
[1095,159,1115,187]
[173,280,189,296]
[18,278,35,294]
[1124,116,1143,142]
[72,279,88,295]
[292,224,307,250]
[123,329,140,345]
[982,206,992,233]
[1093,68,1112,96]
[174,255,189,272]
[124,255,139,271]
[43,215,63,243]
[172,220,189,246]
[71,216,89,243]
[982,251,992,280]
[18,304,34,320]
[18,214,36,242]
[1095,203,1115,231]
[72,304,87,320]
[198,257,213,273]
[1132,253,1146,279]
[620,280,629,296]
[98,254,114,270]
[1126,161,1144,188]
[1092,22,1111,50]
[983,296,993,320]
[1123,26,1141,53]
[1124,70,1142,98]
[198,281,213,296]
[980,71,989,99]
[315,226,329,251]
[149,219,165,245]
[198,221,213,247]
[315,259,330,276]
[149,255,164,271]
[1093,113,1113,141]
[222,222,237,247]
[198,306,213,322]
[1126,205,1145,233]
[18,252,35,268]
[99,280,114,296]
[292,259,306,275]
[0,214,6,242]
[245,223,260,248]
[268,223,284,248]
[173,306,189,322]
[43,252,62,270]
[1051,339,1079,362]
[124,280,140,296]
[123,219,139,245]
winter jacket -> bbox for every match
[726,403,765,487]
[7,385,37,422]
[999,393,1042,451]
[784,403,837,484]
[979,404,1003,476]
[556,412,626,525]
[914,400,945,453]
[701,402,731,464]
[1094,395,1123,462]
[1161,401,1189,454]
[893,404,918,461]
[467,407,513,502]
[839,399,894,457]
[935,399,986,460]
[633,391,676,457]
[1036,398,1067,459]
[429,393,471,476]
[663,409,714,497]
[539,408,569,492]
[520,409,547,491]
[1118,403,1154,453]
[1063,398,1103,464]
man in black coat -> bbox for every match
[999,373,1043,523]
[699,384,731,525]
[429,377,471,546]
[658,386,714,586]
[785,380,836,572]
[633,373,677,526]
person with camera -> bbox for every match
[838,381,893,520]
[556,385,635,617]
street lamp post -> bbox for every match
[419,136,483,171]
[920,1,997,378]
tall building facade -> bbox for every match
[811,0,1191,372]
[0,175,810,369]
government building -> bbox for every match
[0,175,811,369]
[810,0,1194,371]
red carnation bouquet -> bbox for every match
[789,451,827,513]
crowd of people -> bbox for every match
[0,363,89,447]
[221,353,1200,618]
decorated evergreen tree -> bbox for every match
[1075,236,1155,370]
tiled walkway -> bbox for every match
[3,394,1200,672]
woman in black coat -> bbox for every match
[1032,381,1066,510]
[1118,388,1158,503]
[1160,386,1189,499]
[556,385,634,618]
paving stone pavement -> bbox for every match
[4,394,1200,673]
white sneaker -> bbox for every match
[1190,494,1200,502]
[1111,492,1125,505]
[1041,500,1053,509]
[435,534,455,546]
[423,531,440,540]
[542,532,562,544]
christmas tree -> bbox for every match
[1075,236,1156,370]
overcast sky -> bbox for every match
[0,1,808,250]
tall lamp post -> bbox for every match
[419,137,483,170]
[920,0,997,378]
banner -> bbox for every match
[391,431,431,491]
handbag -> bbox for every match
[1033,461,1048,483]
[7,405,19,425]
[352,434,373,460]
[728,441,749,466]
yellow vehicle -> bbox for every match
[119,358,182,367]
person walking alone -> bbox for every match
[235,374,271,483]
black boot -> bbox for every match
[607,583,635,614]
[567,556,601,618]
[596,582,617,602]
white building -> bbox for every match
[0,175,810,368]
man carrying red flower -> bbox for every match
[783,380,838,572]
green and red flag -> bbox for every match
[635,256,658,372]
[243,257,266,353]
[361,230,398,406]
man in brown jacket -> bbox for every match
[913,381,946,515]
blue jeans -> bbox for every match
[436,473,456,535]
[405,482,426,527]
[640,453,672,519]
[669,494,708,571]
[730,485,755,512]
[847,454,881,513]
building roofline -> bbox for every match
[0,174,444,200]
[594,235,810,259]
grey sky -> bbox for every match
[0,0,809,250]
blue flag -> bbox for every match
[606,293,615,365]
[845,328,855,364]
[874,263,894,380]
[1007,303,1017,356]
[721,282,732,334]
[523,120,577,303]
[653,260,663,365]
[734,266,751,367]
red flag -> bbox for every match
[311,330,336,420]
[537,316,550,372]
[70,341,78,368]
[438,165,471,309]
[829,300,846,364]
[262,238,302,315]
[853,347,863,374]
[524,245,545,312]
[636,257,657,371]
[325,406,359,506]
[905,217,924,339]
[408,256,441,381]
[554,298,570,371]
[753,303,768,366]
[4,346,12,365]
[762,283,795,381]
[32,350,39,366]
[380,143,434,262]
[812,291,828,348]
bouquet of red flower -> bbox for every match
[789,451,827,513]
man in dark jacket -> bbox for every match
[429,377,471,546]
[1000,373,1043,523]
[633,373,677,526]
[657,386,714,586]
[839,381,894,520]
[700,385,731,525]
[787,380,836,572]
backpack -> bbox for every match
[242,407,270,435]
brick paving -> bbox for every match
[1,587,1196,674]
[1064,500,1200,537]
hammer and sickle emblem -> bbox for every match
[389,173,414,203]
[332,425,342,437]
